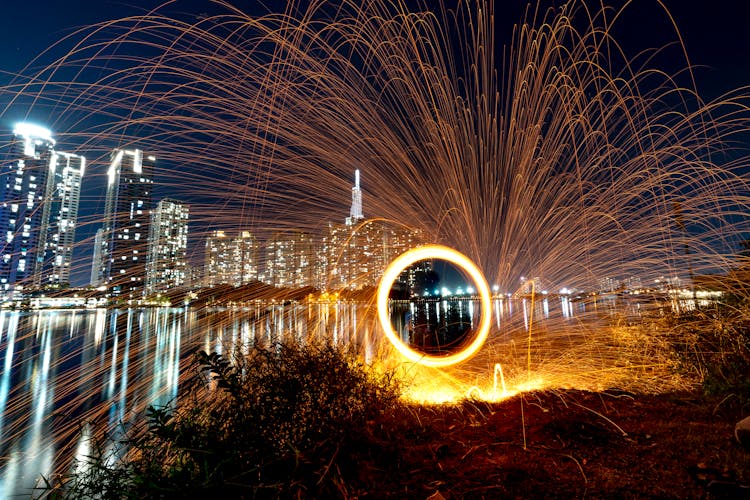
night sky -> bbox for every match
[1,0,750,286]
[2,1,749,97]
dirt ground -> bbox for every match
[354,391,750,499]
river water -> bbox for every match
[0,295,655,496]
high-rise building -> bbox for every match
[345,169,363,226]
[598,276,616,293]
[264,231,315,288]
[329,170,371,289]
[90,228,104,287]
[145,198,189,295]
[326,220,381,289]
[204,230,232,287]
[100,148,154,297]
[0,123,56,296]
[623,276,642,292]
[236,231,259,284]
[204,230,259,287]
[321,170,425,290]
[34,151,85,289]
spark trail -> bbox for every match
[2,0,750,403]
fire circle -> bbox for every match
[376,244,492,367]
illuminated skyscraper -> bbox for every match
[204,230,232,286]
[146,198,189,295]
[204,230,259,286]
[326,221,372,289]
[598,276,616,293]
[236,231,259,284]
[0,123,55,296]
[90,228,104,286]
[325,220,425,290]
[34,151,85,289]
[100,148,154,297]
[264,231,315,288]
[321,170,425,290]
[345,169,363,226]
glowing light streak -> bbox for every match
[377,245,491,367]
[2,0,750,489]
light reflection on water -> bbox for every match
[0,295,682,495]
[0,303,379,496]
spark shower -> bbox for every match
[4,0,750,391]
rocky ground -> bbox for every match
[353,390,750,498]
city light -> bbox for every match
[12,122,54,144]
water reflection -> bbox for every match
[389,298,477,355]
[0,309,189,496]
[0,302,381,496]
[0,293,689,495]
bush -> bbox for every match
[51,342,402,498]
[665,304,750,410]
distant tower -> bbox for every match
[145,198,189,295]
[0,123,56,296]
[236,231,259,284]
[35,151,85,289]
[90,228,104,286]
[204,230,232,286]
[100,148,154,297]
[345,169,363,225]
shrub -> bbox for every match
[51,341,402,498]
[665,304,750,411]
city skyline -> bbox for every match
[2,3,750,493]
[0,122,738,300]
[0,126,430,299]
[1,1,750,295]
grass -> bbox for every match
[39,302,750,498]
[43,341,403,498]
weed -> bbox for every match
[47,341,402,498]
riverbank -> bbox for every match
[46,361,749,498]
[363,390,749,498]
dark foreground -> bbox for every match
[361,391,749,498]
[47,343,749,498]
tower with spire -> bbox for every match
[345,169,363,225]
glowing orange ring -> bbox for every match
[376,244,491,367]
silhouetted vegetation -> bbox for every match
[37,304,750,498]
[45,342,401,498]
[665,302,750,411]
